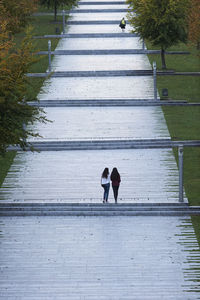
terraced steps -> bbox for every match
[34,33,138,38]
[27,70,175,78]
[37,49,190,54]
[9,139,200,151]
[28,99,188,107]
[2,203,199,217]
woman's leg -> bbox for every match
[105,183,110,202]
[113,186,119,202]
[102,185,106,202]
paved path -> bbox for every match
[0,0,186,203]
[0,149,181,203]
[1,0,200,298]
[0,216,199,299]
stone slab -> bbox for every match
[0,149,185,203]
[56,37,142,50]
[28,106,169,141]
[69,12,127,21]
[51,54,151,71]
[38,77,155,100]
[66,24,132,33]
[0,216,199,298]
[74,4,128,9]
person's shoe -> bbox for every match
[103,200,105,203]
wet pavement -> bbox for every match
[0,0,184,204]
[0,0,200,299]
[0,149,180,203]
[0,216,199,299]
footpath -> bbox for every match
[0,0,200,298]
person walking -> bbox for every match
[119,17,126,32]
[111,168,121,203]
[101,168,110,203]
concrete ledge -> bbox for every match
[8,139,200,151]
[77,1,126,5]
[70,9,128,12]
[36,49,190,55]
[26,70,176,78]
[1,204,200,217]
[34,33,138,39]
[28,99,191,107]
[27,70,199,78]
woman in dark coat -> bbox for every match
[110,168,121,203]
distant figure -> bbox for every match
[101,168,110,203]
[111,168,121,203]
[119,17,126,32]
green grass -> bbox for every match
[0,152,16,187]
[192,217,200,247]
[146,41,200,244]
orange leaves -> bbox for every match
[0,0,38,35]
[188,0,200,48]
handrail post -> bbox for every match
[153,61,157,101]
[22,98,26,144]
[178,146,184,202]
[142,39,145,51]
[62,10,65,34]
[48,40,51,72]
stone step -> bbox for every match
[78,2,126,5]
[28,99,188,107]
[67,20,128,24]
[70,8,128,12]
[37,49,190,55]
[0,203,189,210]
[34,33,138,38]
[0,203,189,207]
[9,139,200,151]
[1,205,199,216]
[27,70,175,78]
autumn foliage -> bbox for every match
[188,0,200,49]
[0,0,38,34]
[0,0,47,154]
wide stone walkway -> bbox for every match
[0,0,186,204]
[0,1,200,298]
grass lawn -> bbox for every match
[0,152,16,188]
[146,42,200,245]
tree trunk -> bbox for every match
[54,0,57,21]
[197,41,200,50]
[161,47,167,70]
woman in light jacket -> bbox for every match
[101,168,110,203]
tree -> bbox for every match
[188,0,200,49]
[0,26,47,154]
[0,0,38,35]
[127,0,190,69]
[40,0,76,21]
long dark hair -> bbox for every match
[111,168,120,181]
[102,168,109,179]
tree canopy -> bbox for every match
[40,0,76,21]
[127,0,190,69]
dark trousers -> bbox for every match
[112,185,119,202]
[102,183,110,201]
